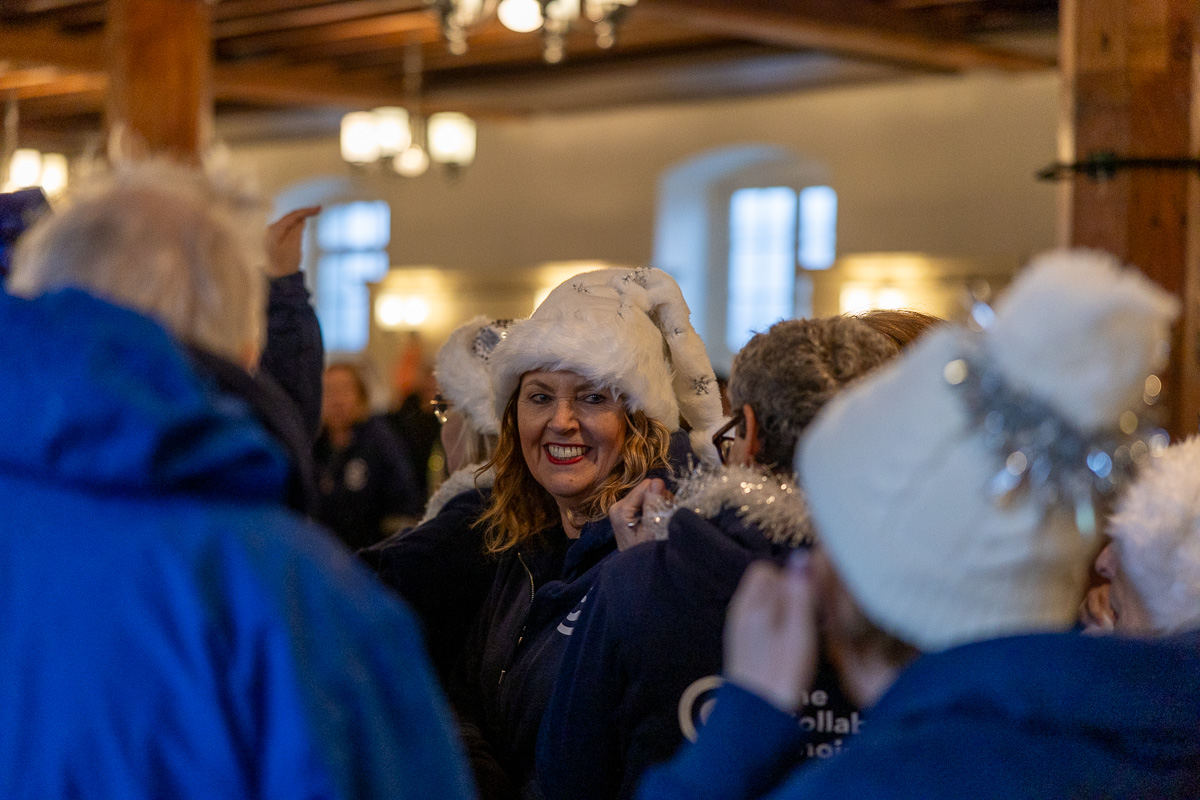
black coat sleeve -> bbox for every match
[260,273,324,440]
[362,490,498,683]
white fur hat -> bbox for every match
[1107,436,1200,633]
[434,316,511,436]
[797,249,1179,652]
[490,267,723,461]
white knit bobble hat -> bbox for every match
[489,267,724,461]
[434,316,510,437]
[796,249,1179,652]
[1107,436,1200,634]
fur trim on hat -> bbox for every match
[1108,437,1200,633]
[490,267,723,462]
[420,463,495,525]
[435,316,510,436]
[642,464,812,547]
[797,248,1180,652]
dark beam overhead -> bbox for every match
[641,0,1055,71]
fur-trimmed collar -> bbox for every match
[420,463,495,524]
[642,464,812,547]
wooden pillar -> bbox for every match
[1058,0,1200,439]
[105,0,213,159]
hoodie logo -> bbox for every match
[344,458,369,492]
[556,591,589,636]
[678,675,724,742]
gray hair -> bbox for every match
[8,159,268,364]
[729,317,898,471]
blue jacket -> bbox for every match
[0,288,474,800]
[538,501,854,800]
[637,631,1200,800]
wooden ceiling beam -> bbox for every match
[217,9,434,58]
[7,71,106,99]
[213,0,426,40]
[639,0,1054,72]
[0,23,104,71]
[0,22,418,110]
[11,0,95,13]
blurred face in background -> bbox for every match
[323,365,369,434]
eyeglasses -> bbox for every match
[712,410,744,466]
[430,394,450,424]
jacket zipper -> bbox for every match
[499,551,538,686]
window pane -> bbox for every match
[313,200,392,353]
[727,186,797,352]
[317,254,371,353]
[317,200,390,251]
[799,185,837,270]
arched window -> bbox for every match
[315,200,390,353]
[654,146,836,372]
[273,178,391,355]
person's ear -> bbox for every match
[742,404,761,466]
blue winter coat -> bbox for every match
[637,631,1200,800]
[0,288,475,800]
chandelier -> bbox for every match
[340,107,476,177]
[339,43,476,177]
[427,0,639,63]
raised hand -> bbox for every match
[266,206,322,278]
[724,553,820,713]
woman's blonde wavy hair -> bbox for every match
[478,388,673,555]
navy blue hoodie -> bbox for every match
[637,631,1200,800]
[538,494,855,800]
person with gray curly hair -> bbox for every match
[725,317,904,471]
[537,314,912,800]
[9,160,327,513]
[9,160,268,366]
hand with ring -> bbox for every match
[610,477,671,551]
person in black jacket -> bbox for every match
[314,362,422,549]
[449,267,725,800]
[362,317,511,683]
[537,314,936,800]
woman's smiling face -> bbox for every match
[517,369,628,515]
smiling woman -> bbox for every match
[450,267,722,800]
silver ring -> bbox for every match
[626,520,638,528]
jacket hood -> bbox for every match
[880,631,1200,765]
[0,288,289,500]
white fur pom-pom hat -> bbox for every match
[1107,436,1200,634]
[434,316,511,437]
[489,267,724,462]
[796,248,1179,653]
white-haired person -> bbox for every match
[362,317,513,683]
[0,161,474,799]
[637,250,1200,800]
[1081,436,1200,635]
[448,267,724,800]
[537,313,941,800]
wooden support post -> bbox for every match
[105,0,213,159]
[1059,0,1200,439]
